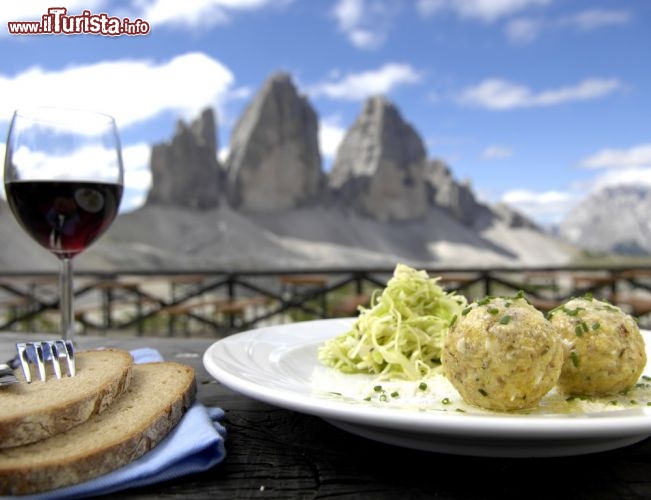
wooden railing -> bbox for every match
[1,266,651,336]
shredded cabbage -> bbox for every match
[318,263,467,380]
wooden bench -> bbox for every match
[0,296,37,331]
[571,274,618,299]
[279,274,329,288]
[436,272,477,288]
[279,274,329,316]
[613,296,651,317]
[162,296,274,335]
[527,297,563,313]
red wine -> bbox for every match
[5,180,123,259]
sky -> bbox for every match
[1,0,650,228]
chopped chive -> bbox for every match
[391,391,400,398]
[564,307,581,317]
[418,382,428,391]
[462,306,472,316]
[499,315,511,325]
[487,307,499,315]
[478,388,488,396]
[575,325,584,337]
[373,385,383,392]
[441,397,451,405]
[592,322,601,331]
[455,408,466,413]
[570,351,580,368]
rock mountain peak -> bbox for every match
[147,107,221,209]
[146,71,531,230]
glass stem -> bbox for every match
[59,257,74,342]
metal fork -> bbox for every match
[15,340,76,384]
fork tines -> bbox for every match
[16,340,76,383]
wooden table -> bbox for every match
[2,332,651,499]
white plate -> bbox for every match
[203,318,651,457]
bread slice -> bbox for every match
[0,349,133,448]
[0,361,196,495]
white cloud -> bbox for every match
[129,0,289,29]
[308,63,421,101]
[589,168,651,193]
[122,143,152,191]
[0,53,240,209]
[505,17,542,43]
[416,4,630,45]
[10,142,121,182]
[120,189,147,213]
[559,9,631,31]
[319,115,347,160]
[333,0,363,31]
[332,0,399,49]
[0,0,290,34]
[506,9,631,45]
[503,9,630,44]
[503,144,651,224]
[0,52,239,129]
[0,139,151,208]
[417,0,550,23]
[501,189,578,225]
[482,145,512,159]
[577,146,651,198]
[580,144,651,170]
[457,77,622,110]
[0,0,104,27]
[119,140,152,213]
[5,123,148,189]
[502,189,572,205]
[576,144,651,200]
[218,146,230,163]
[501,144,651,224]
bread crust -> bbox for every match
[0,349,134,448]
[0,362,196,495]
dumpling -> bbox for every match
[442,295,563,411]
[548,296,646,396]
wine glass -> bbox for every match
[3,106,124,342]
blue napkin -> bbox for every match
[11,348,226,499]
